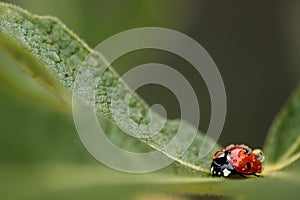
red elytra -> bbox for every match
[226,145,262,174]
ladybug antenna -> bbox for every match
[253,149,265,163]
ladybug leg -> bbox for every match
[253,173,262,177]
[237,173,247,178]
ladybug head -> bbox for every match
[253,149,265,163]
[211,151,235,177]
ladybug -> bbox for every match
[210,144,265,177]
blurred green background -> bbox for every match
[0,1,300,198]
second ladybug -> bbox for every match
[210,144,265,177]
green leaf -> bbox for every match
[1,3,300,200]
[263,85,300,173]
[0,2,220,175]
[1,162,300,200]
[167,170,300,200]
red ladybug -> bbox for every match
[211,144,264,177]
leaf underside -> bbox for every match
[0,2,221,175]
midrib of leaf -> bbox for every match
[0,2,220,175]
[0,33,71,111]
[276,136,300,162]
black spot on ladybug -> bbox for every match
[246,162,251,169]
